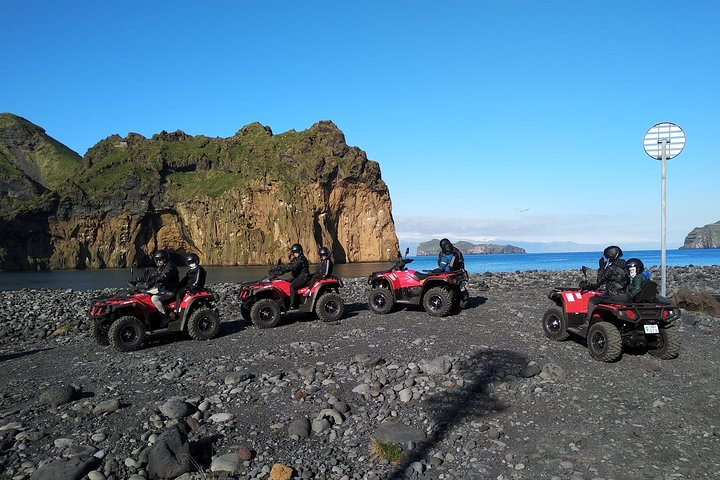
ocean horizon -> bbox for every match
[0,249,718,292]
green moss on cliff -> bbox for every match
[167,171,244,200]
[0,113,81,190]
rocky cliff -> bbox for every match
[416,239,525,256]
[0,114,398,270]
[680,221,720,249]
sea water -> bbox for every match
[0,249,718,291]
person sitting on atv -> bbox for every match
[312,246,334,280]
[272,243,310,309]
[625,257,646,301]
[584,245,629,318]
[437,238,464,272]
[134,250,180,319]
[175,253,207,313]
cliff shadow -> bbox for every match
[313,212,347,263]
[0,213,54,271]
[385,348,528,479]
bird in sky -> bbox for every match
[517,208,529,213]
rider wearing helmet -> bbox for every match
[313,246,334,279]
[625,257,646,301]
[585,245,629,318]
[141,250,180,318]
[437,238,464,272]
[273,243,310,309]
[175,253,207,312]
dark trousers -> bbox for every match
[290,275,310,308]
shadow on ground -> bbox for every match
[387,348,528,479]
[0,347,54,363]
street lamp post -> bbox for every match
[643,122,686,297]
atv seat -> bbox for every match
[413,272,430,281]
[633,280,658,303]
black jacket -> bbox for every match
[314,258,334,279]
[179,266,206,291]
[141,263,180,292]
[278,254,310,279]
[594,259,628,296]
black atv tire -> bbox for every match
[316,292,345,322]
[250,298,282,329]
[458,291,469,310]
[423,287,453,317]
[92,320,111,346]
[649,327,680,360]
[587,321,622,362]
[108,316,145,352]
[188,308,220,341]
[368,287,394,315]
[240,304,252,323]
[542,306,570,341]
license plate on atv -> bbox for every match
[644,324,659,334]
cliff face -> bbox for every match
[0,114,398,270]
[680,221,720,249]
[416,239,526,256]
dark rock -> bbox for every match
[30,454,99,480]
[146,421,193,480]
[287,418,311,439]
[39,385,75,407]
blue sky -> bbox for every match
[2,1,718,251]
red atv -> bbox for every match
[89,282,221,352]
[542,266,681,362]
[238,272,345,328]
[367,249,469,317]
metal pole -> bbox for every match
[660,139,667,296]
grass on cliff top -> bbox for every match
[33,138,82,189]
[167,171,244,200]
[0,115,81,189]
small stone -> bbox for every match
[92,399,120,416]
[210,453,241,473]
[160,398,191,420]
[270,463,293,480]
[238,447,253,461]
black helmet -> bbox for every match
[626,257,644,273]
[603,245,623,262]
[290,243,303,254]
[439,238,453,253]
[185,253,200,267]
[319,246,330,258]
[153,250,170,262]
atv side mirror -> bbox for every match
[405,247,410,258]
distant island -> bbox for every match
[680,220,720,249]
[416,239,526,256]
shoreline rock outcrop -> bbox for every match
[681,220,720,249]
[0,114,398,271]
